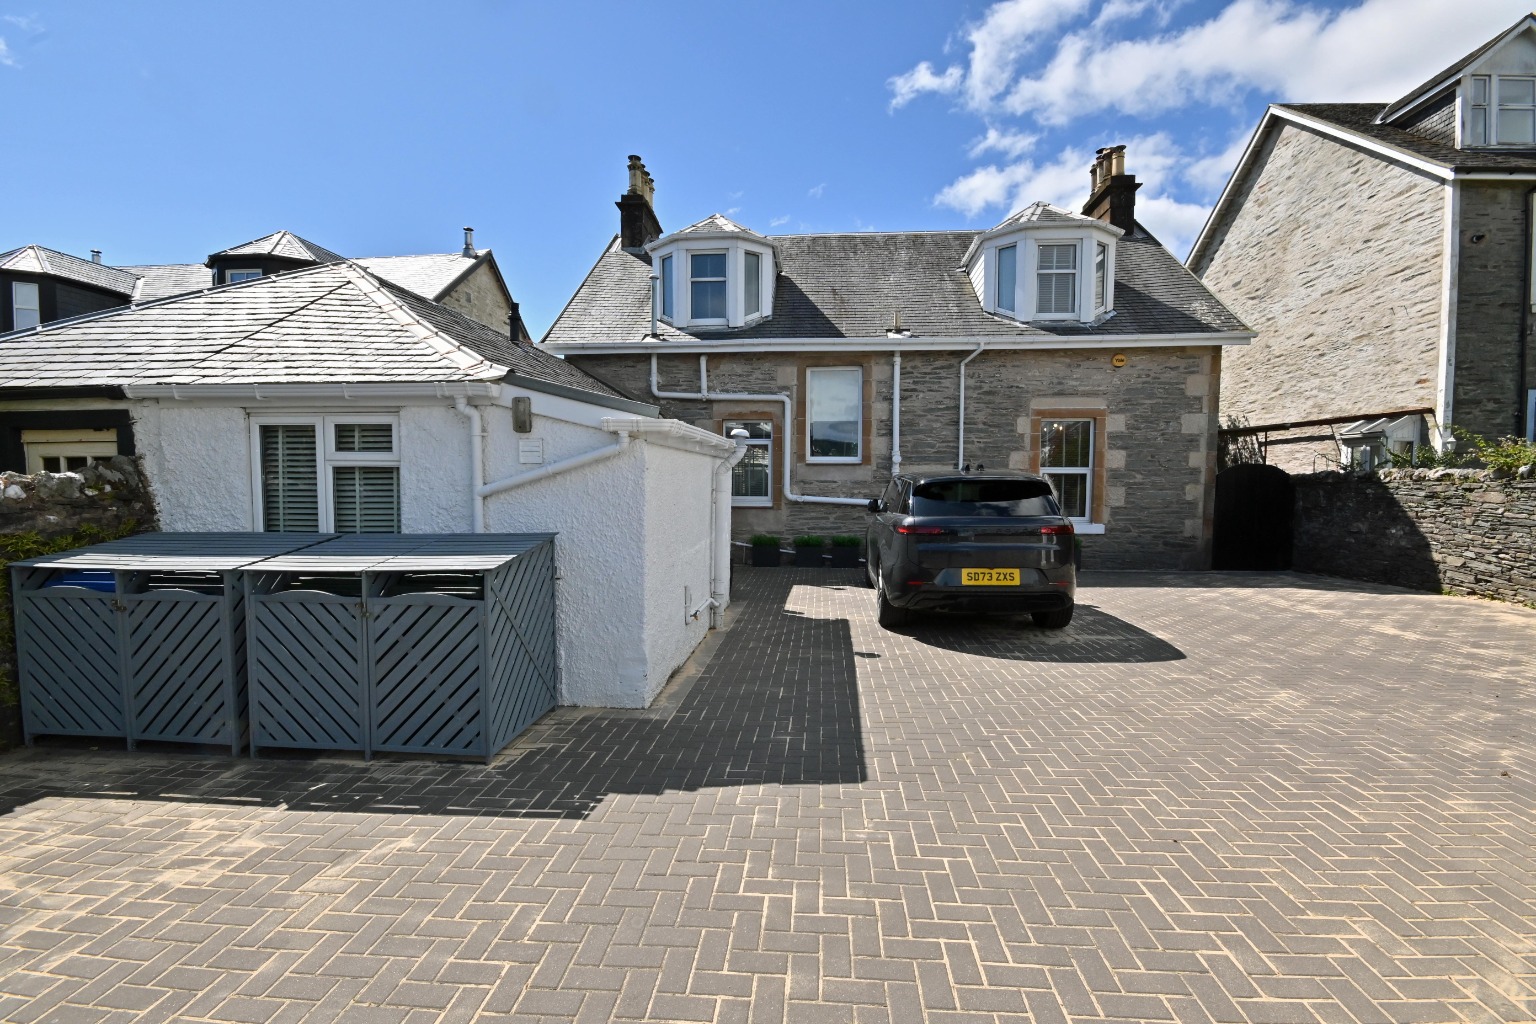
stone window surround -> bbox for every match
[1022,401,1115,529]
[713,406,783,510]
[796,354,875,470]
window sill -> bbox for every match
[732,500,772,508]
[1073,523,1106,535]
[807,457,862,465]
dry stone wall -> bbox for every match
[0,457,155,540]
[1293,469,1536,604]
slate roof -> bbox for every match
[353,253,482,301]
[1377,13,1535,123]
[0,261,625,398]
[0,245,140,297]
[1278,103,1536,172]
[207,230,344,266]
[667,214,771,242]
[544,226,1247,345]
[120,264,217,302]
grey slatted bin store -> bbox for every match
[9,533,330,752]
[244,534,558,762]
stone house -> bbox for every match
[0,229,524,476]
[543,153,1251,570]
[1188,13,1536,473]
[0,258,743,710]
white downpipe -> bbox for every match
[708,435,750,627]
[478,432,631,499]
[453,397,487,533]
[957,343,985,470]
[891,351,902,474]
[650,354,868,507]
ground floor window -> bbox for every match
[725,419,773,507]
[21,428,118,474]
[252,415,400,533]
[806,366,862,461]
[1039,418,1094,520]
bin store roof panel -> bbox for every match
[242,533,558,573]
[11,533,332,571]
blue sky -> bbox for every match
[1,0,1530,336]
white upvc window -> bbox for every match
[689,252,728,323]
[659,254,675,321]
[250,414,400,533]
[1094,242,1108,312]
[12,281,40,330]
[1466,74,1536,145]
[1039,418,1093,521]
[744,250,763,318]
[1036,242,1079,317]
[226,268,262,284]
[806,366,862,463]
[996,244,1018,312]
[725,419,773,507]
[22,428,118,474]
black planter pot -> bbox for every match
[827,547,861,568]
[750,545,781,567]
[793,548,826,567]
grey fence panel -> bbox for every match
[486,543,558,751]
[249,592,367,755]
[368,597,485,756]
[13,586,126,741]
[125,592,232,747]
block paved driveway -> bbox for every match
[0,569,1533,1024]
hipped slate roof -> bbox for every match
[206,230,344,266]
[545,226,1246,344]
[0,245,141,297]
[1278,103,1536,172]
[353,253,485,301]
[0,261,624,397]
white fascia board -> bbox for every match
[122,381,504,402]
[1454,171,1536,180]
[1269,108,1453,180]
[602,416,738,458]
[544,332,1252,356]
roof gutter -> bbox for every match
[551,332,1250,356]
[121,382,503,401]
[502,371,659,416]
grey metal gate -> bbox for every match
[244,534,558,762]
[11,533,328,752]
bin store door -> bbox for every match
[249,590,368,756]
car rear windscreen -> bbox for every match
[911,479,1059,518]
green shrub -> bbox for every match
[749,534,780,548]
[1460,432,1536,474]
[793,535,825,548]
[829,535,861,547]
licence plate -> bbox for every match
[960,568,1020,586]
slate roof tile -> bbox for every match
[207,230,345,265]
[1279,102,1536,171]
[0,245,140,297]
[544,226,1246,345]
[353,252,481,300]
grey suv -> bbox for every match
[865,472,1076,630]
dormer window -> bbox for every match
[1465,74,1536,146]
[963,202,1121,325]
[649,214,777,330]
[226,269,262,284]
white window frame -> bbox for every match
[22,428,118,474]
[724,419,773,507]
[249,413,400,532]
[1094,242,1109,313]
[1033,240,1081,320]
[1039,418,1094,523]
[995,243,1018,313]
[12,281,40,330]
[226,268,262,284]
[659,254,675,322]
[1465,73,1536,146]
[743,250,763,320]
[687,250,729,326]
[1497,75,1536,146]
[805,366,863,464]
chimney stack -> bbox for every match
[90,249,102,264]
[1082,145,1140,234]
[617,154,662,252]
[462,227,476,258]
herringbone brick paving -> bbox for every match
[0,569,1532,1023]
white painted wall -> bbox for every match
[128,394,723,710]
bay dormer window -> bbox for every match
[964,203,1120,326]
[649,214,777,330]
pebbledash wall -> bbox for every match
[571,346,1222,570]
[131,397,719,709]
[1292,469,1536,604]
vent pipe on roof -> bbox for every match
[462,227,475,258]
[90,250,102,264]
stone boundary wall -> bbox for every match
[0,457,157,748]
[1293,469,1536,604]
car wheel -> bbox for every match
[876,582,910,629]
[1031,605,1074,630]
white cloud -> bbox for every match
[808,183,826,199]
[935,146,1092,218]
[967,126,1039,159]
[2,14,41,30]
[0,37,14,68]
[1001,0,1530,124]
[888,61,963,110]
[1134,193,1215,257]
[1185,132,1253,193]
[769,215,790,227]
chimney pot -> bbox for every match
[618,155,663,251]
[90,249,102,264]
[1082,145,1140,233]
[462,227,475,258]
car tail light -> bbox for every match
[1040,523,1075,537]
[895,524,949,535]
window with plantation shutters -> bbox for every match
[260,424,320,531]
[252,416,399,533]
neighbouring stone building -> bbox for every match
[544,152,1252,570]
[1189,13,1536,473]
